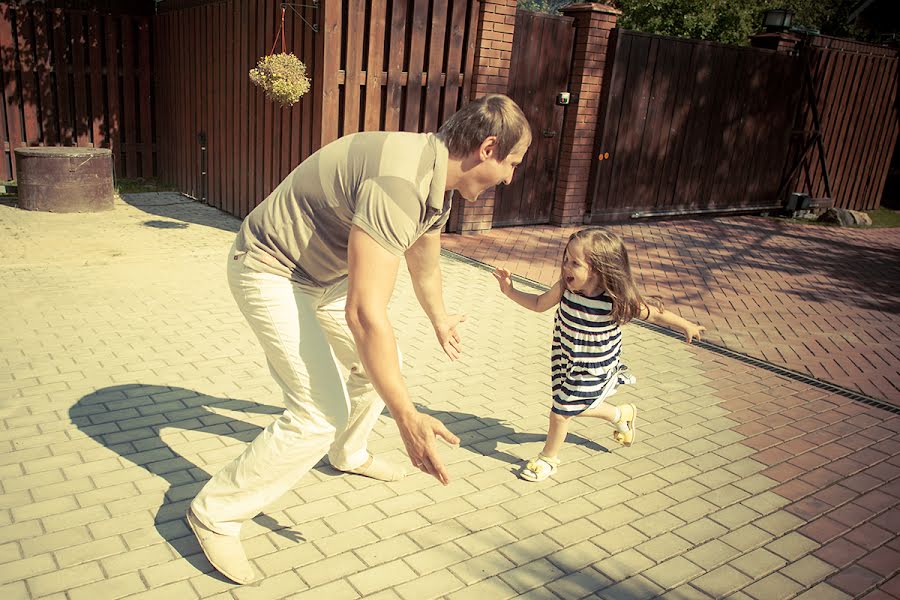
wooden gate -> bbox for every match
[493,10,574,227]
[588,30,803,221]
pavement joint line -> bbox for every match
[441,248,900,415]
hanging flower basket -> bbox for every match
[249,53,311,108]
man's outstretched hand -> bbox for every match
[434,314,466,360]
[396,411,460,485]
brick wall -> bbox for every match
[553,3,620,226]
[453,0,516,233]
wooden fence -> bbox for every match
[155,0,481,219]
[789,35,899,210]
[588,30,804,221]
[0,1,155,181]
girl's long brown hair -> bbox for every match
[564,228,660,325]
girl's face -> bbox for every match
[562,241,601,296]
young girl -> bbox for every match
[493,228,705,482]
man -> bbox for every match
[186,94,531,584]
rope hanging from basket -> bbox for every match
[270,7,287,56]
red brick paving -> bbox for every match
[442,217,900,404]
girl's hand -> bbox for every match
[683,323,705,344]
[492,268,513,296]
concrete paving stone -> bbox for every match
[10,496,78,523]
[313,526,380,558]
[444,575,518,600]
[858,545,900,577]
[593,548,656,583]
[828,564,885,597]
[661,479,712,503]
[499,534,562,567]
[742,571,805,600]
[449,549,518,586]
[641,555,705,590]
[546,568,614,599]
[710,504,762,530]
[500,512,561,541]
[627,491,679,516]
[545,539,608,574]
[67,572,146,600]
[455,525,520,558]
[791,582,854,600]
[634,531,694,563]
[741,490,791,515]
[26,562,105,597]
[353,535,420,568]
[668,498,719,524]
[395,568,466,600]
[498,558,567,594]
[0,553,57,586]
[730,546,789,580]
[674,517,729,545]
[293,550,367,588]
[404,519,470,549]
[684,539,742,571]
[403,541,470,575]
[545,517,603,548]
[230,572,310,600]
[593,524,651,556]
[691,564,754,598]
[596,573,665,600]
[781,554,837,588]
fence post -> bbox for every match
[553,2,620,226]
[450,0,517,233]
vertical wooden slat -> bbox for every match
[648,39,688,209]
[403,0,428,132]
[460,0,478,104]
[591,29,629,213]
[226,0,235,214]
[238,0,248,216]
[154,13,166,180]
[88,13,103,148]
[138,17,152,176]
[52,8,72,145]
[279,5,292,182]
[631,36,668,209]
[868,59,899,210]
[299,0,313,164]
[121,16,136,176]
[105,15,120,173]
[422,0,447,133]
[316,0,340,146]
[859,56,895,209]
[0,5,21,177]
[384,0,406,131]
[441,0,467,123]
[262,0,274,197]
[33,8,57,146]
[17,6,40,145]
[363,0,385,131]
[71,11,89,146]
[829,53,868,207]
[342,0,364,135]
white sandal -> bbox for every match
[520,454,560,482]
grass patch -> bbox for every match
[868,207,900,227]
[115,178,176,194]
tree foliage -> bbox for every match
[516,0,882,44]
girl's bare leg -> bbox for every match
[542,411,573,458]
[578,403,618,422]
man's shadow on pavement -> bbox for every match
[70,384,609,581]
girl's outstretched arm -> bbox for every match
[493,268,562,312]
[643,303,706,344]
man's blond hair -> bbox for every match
[438,94,531,160]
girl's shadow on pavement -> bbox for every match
[71,383,608,581]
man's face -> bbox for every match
[457,137,529,202]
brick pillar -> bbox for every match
[452,0,516,233]
[552,3,620,226]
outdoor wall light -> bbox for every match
[763,8,794,32]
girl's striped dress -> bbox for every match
[551,289,635,416]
